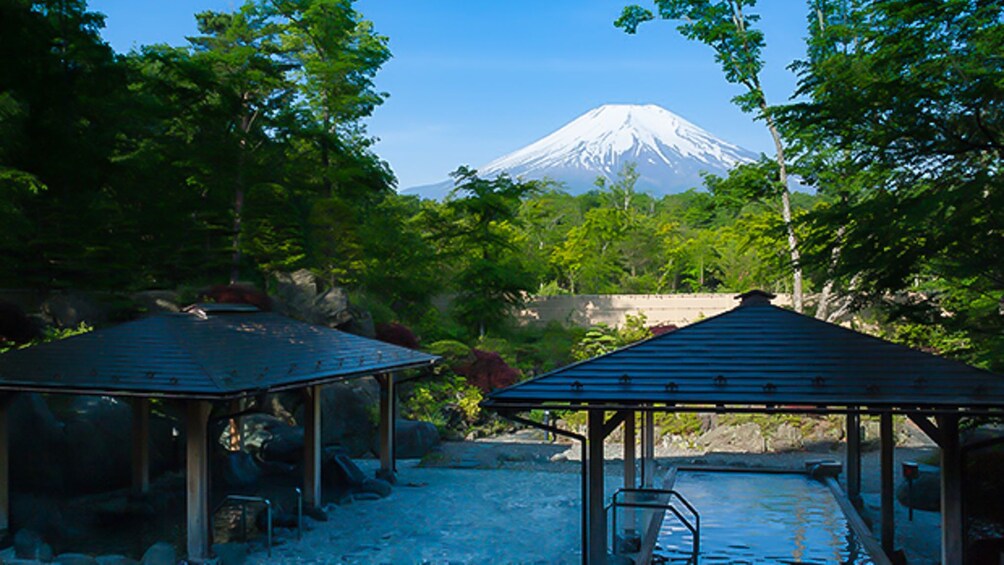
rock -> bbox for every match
[62,396,133,492]
[95,555,138,565]
[271,270,352,327]
[9,394,67,492]
[212,542,249,565]
[697,423,766,454]
[768,423,804,452]
[40,292,107,327]
[129,291,181,314]
[390,419,440,459]
[359,478,392,498]
[895,463,940,511]
[256,421,305,464]
[323,451,367,489]
[316,381,379,457]
[14,529,53,561]
[140,542,175,565]
[216,451,262,488]
[54,553,98,565]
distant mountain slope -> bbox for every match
[404,104,758,199]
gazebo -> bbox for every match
[0,303,438,562]
[484,290,1004,565]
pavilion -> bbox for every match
[484,290,1004,565]
[0,303,438,562]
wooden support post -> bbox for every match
[303,385,322,509]
[377,375,396,483]
[132,397,151,495]
[623,411,637,540]
[846,411,861,507]
[587,410,607,565]
[641,410,655,487]
[186,400,212,564]
[0,395,10,534]
[623,412,635,490]
[938,414,963,565]
[880,412,895,557]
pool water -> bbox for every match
[655,471,875,564]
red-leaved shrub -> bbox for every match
[375,322,420,350]
[453,349,520,393]
[649,324,678,337]
[200,284,272,311]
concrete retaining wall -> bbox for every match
[516,293,793,328]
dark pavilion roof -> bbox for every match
[485,291,1004,414]
[0,304,438,399]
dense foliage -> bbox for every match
[2,0,1000,373]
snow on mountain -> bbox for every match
[404,104,758,199]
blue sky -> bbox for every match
[90,1,810,189]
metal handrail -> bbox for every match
[608,487,700,562]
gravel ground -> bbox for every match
[250,433,943,564]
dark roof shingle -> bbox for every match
[486,301,1004,412]
[0,309,438,398]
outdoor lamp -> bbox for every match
[902,461,919,521]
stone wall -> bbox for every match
[515,293,794,328]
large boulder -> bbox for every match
[14,529,54,561]
[9,394,67,491]
[242,413,304,464]
[316,381,379,456]
[39,292,107,328]
[61,396,177,492]
[271,270,351,327]
[391,419,440,459]
[10,394,179,494]
[697,423,766,454]
[768,423,804,452]
[322,449,367,490]
[214,451,262,488]
[139,542,175,565]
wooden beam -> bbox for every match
[303,385,322,509]
[132,397,151,495]
[908,414,944,447]
[937,414,963,565]
[587,410,607,565]
[623,411,637,539]
[623,412,635,490]
[186,400,212,564]
[880,413,895,556]
[846,412,862,507]
[377,375,396,482]
[601,411,627,439]
[0,395,10,534]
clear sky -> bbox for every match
[89,1,810,190]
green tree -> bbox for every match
[617,0,805,311]
[434,167,541,336]
[782,0,1003,367]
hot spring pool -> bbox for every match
[656,471,875,564]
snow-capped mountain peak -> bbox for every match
[405,104,757,198]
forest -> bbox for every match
[1,0,1001,388]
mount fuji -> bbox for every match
[404,104,758,199]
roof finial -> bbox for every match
[735,289,776,307]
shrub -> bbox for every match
[453,349,521,393]
[199,284,272,311]
[375,322,420,349]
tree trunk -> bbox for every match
[762,106,803,313]
[230,101,253,284]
